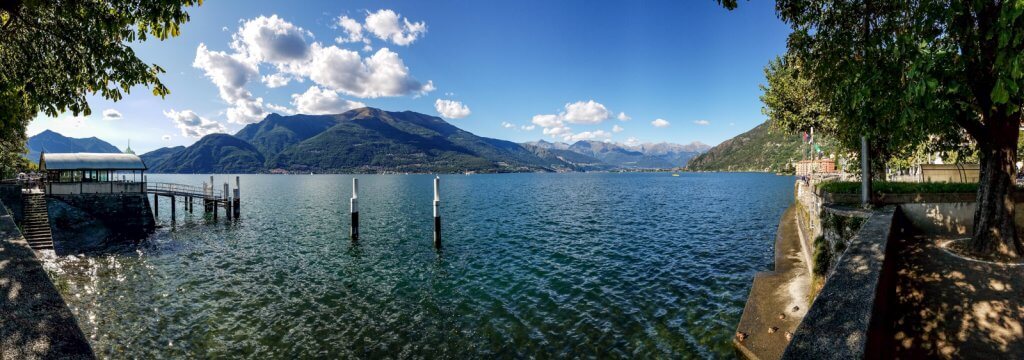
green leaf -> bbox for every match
[992,79,1010,104]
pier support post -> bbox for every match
[171,196,176,222]
[350,178,359,241]
[433,176,441,249]
[153,194,159,220]
[233,176,240,218]
[223,183,232,221]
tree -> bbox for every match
[760,55,835,136]
[0,0,201,169]
[769,0,1024,258]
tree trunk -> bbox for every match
[972,129,1023,259]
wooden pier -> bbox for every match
[146,177,239,221]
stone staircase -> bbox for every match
[21,193,53,250]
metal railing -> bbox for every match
[146,182,223,199]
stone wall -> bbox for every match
[0,198,95,358]
[47,193,154,254]
[794,181,870,279]
[0,184,23,223]
[782,206,898,359]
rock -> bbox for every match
[768,326,778,334]
[785,331,793,341]
[735,331,748,342]
[778,313,786,320]
[792,305,800,312]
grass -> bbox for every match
[817,181,981,194]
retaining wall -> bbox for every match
[0,198,94,358]
[0,184,23,223]
[47,193,155,255]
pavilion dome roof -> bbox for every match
[40,153,147,171]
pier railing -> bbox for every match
[146,182,222,200]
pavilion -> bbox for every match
[39,152,147,195]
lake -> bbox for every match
[43,172,793,358]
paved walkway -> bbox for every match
[891,234,1024,359]
[734,205,812,359]
[0,208,94,359]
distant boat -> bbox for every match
[672,173,680,177]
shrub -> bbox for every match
[816,181,983,195]
[812,235,831,277]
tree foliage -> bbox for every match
[760,55,835,135]
[766,0,1024,258]
[0,0,200,173]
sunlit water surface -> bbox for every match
[44,172,792,358]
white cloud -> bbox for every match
[193,43,267,124]
[364,9,427,46]
[291,86,365,114]
[194,14,433,124]
[435,99,471,119]
[612,124,624,133]
[693,119,710,126]
[521,124,536,131]
[565,130,611,142]
[232,15,310,63]
[729,122,736,126]
[221,26,229,32]
[102,109,122,120]
[651,118,670,128]
[335,15,366,44]
[261,73,292,88]
[542,125,572,138]
[531,114,563,128]
[265,103,295,115]
[617,112,631,121]
[562,100,610,124]
[163,109,228,138]
[162,134,172,141]
[530,100,618,140]
[306,45,434,98]
[501,121,515,129]
[624,137,641,147]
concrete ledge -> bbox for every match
[781,206,896,359]
[735,205,811,359]
[0,212,94,359]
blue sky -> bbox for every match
[27,0,791,154]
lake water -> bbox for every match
[44,172,793,358]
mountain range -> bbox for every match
[685,120,804,172]
[24,108,713,174]
[25,130,123,162]
[134,108,710,174]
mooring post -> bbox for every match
[350,178,359,241]
[433,176,441,249]
[233,176,241,218]
[223,182,232,221]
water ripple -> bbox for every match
[44,172,792,358]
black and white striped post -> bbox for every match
[432,176,441,249]
[350,178,359,241]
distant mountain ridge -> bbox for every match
[132,107,711,174]
[25,130,122,162]
[685,121,803,172]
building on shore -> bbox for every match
[39,152,147,194]
[794,158,836,176]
